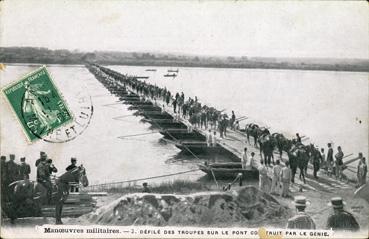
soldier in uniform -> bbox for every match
[287,196,316,229]
[280,161,291,198]
[66,157,79,192]
[66,157,77,171]
[296,133,302,143]
[142,182,151,193]
[46,159,58,175]
[5,154,20,184]
[35,151,46,167]
[1,156,7,201]
[326,197,360,232]
[5,154,20,202]
[37,157,54,204]
[327,143,334,176]
[19,157,31,179]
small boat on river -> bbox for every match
[149,121,188,129]
[159,128,206,141]
[198,162,259,179]
[174,140,227,154]
[133,76,149,79]
[141,111,174,119]
[164,73,177,77]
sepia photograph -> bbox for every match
[0,0,368,238]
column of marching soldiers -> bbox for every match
[1,152,77,204]
[89,64,367,232]
[93,64,368,189]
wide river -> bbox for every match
[1,64,368,185]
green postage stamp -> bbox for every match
[2,66,73,142]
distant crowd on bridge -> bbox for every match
[92,64,367,192]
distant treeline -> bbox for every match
[1,47,368,72]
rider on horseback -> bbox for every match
[37,155,57,204]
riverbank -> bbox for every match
[2,182,368,232]
[1,47,369,72]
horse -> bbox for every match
[6,165,88,224]
[272,133,293,159]
[288,145,309,184]
[245,123,260,147]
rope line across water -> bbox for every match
[86,168,201,189]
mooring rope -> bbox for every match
[86,168,201,189]
[118,131,159,139]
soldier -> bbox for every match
[280,161,291,198]
[1,155,6,182]
[46,159,58,175]
[206,130,213,147]
[335,146,344,180]
[230,111,236,130]
[258,160,269,193]
[142,182,151,193]
[327,143,334,176]
[312,148,321,179]
[320,148,327,172]
[271,160,282,195]
[19,157,31,179]
[37,157,53,204]
[66,157,77,171]
[357,156,367,187]
[211,131,217,147]
[35,151,46,167]
[326,197,360,232]
[296,133,302,143]
[66,158,79,192]
[5,154,20,184]
[1,156,7,201]
[287,196,316,229]
[241,147,248,169]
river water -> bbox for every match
[1,64,368,185]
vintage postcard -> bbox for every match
[0,0,368,238]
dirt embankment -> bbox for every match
[81,186,291,227]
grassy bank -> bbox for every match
[100,179,212,195]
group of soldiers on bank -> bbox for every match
[1,154,31,194]
[1,152,79,204]
[287,195,360,232]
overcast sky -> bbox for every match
[1,0,368,59]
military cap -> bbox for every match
[293,196,310,207]
[328,197,346,209]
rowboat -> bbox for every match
[164,73,177,77]
[119,95,140,101]
[148,121,188,129]
[133,76,149,79]
[159,128,206,141]
[174,140,227,154]
[198,162,259,179]
[131,105,162,111]
[122,99,142,104]
[141,111,174,119]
